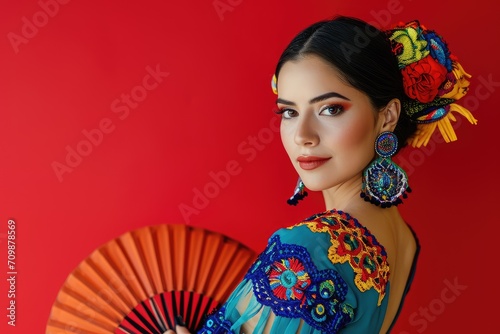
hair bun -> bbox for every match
[385,21,477,147]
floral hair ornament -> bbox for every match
[271,74,278,95]
[386,21,477,147]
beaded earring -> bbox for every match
[287,177,308,206]
[360,131,411,208]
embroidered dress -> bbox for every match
[199,209,419,334]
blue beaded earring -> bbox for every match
[287,177,308,206]
[360,131,411,208]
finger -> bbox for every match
[164,330,176,334]
[175,325,192,334]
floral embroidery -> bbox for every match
[293,209,389,306]
[269,258,311,301]
[246,235,354,332]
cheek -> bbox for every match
[325,115,376,156]
[347,120,374,146]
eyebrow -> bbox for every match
[276,92,351,105]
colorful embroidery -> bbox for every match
[197,305,233,334]
[269,257,311,301]
[246,235,354,332]
[293,209,389,306]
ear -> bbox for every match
[379,98,401,132]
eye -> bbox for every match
[275,108,298,119]
[319,105,344,116]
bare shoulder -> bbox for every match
[345,204,417,268]
[347,205,418,332]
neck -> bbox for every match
[322,176,365,212]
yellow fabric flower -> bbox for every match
[441,61,471,100]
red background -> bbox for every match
[1,0,498,333]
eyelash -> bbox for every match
[274,105,345,118]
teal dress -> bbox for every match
[198,209,419,333]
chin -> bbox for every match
[301,179,331,192]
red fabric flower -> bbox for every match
[401,56,448,103]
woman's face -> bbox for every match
[276,55,384,192]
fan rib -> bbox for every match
[141,300,165,333]
[134,228,164,295]
[149,298,168,331]
[160,292,174,330]
[122,313,158,334]
[195,233,221,296]
[57,284,120,326]
[213,241,256,300]
[173,225,187,291]
[216,247,256,302]
[70,262,127,319]
[88,249,140,313]
[187,228,205,292]
[156,225,175,292]
[100,240,147,305]
[130,302,162,334]
[118,233,154,298]
[47,318,104,334]
[48,300,117,332]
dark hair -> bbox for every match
[274,15,416,153]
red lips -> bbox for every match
[297,156,331,170]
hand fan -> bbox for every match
[46,223,257,334]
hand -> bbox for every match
[165,325,191,334]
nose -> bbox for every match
[294,114,319,147]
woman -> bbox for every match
[170,15,476,334]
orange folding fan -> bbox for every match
[46,224,257,333]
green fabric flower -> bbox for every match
[389,27,429,68]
